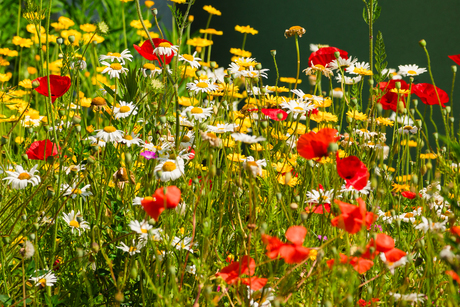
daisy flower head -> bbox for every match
[303,62,333,78]
[231,133,266,144]
[154,40,178,57]
[3,164,40,190]
[186,79,218,94]
[62,210,90,235]
[30,271,57,288]
[328,56,357,70]
[94,126,124,143]
[179,52,201,69]
[113,101,138,119]
[172,236,196,252]
[99,49,133,65]
[181,106,213,121]
[382,68,402,80]
[128,220,153,238]
[120,132,143,147]
[207,123,238,134]
[61,183,93,201]
[243,156,267,177]
[117,240,146,255]
[346,61,372,75]
[398,64,427,77]
[141,63,162,77]
[100,61,128,79]
[335,74,362,85]
[306,188,334,204]
[154,158,185,182]
[280,99,316,116]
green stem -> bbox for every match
[121,2,128,50]
[294,35,300,90]
[241,33,248,51]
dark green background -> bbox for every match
[185,0,460,106]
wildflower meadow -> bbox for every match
[1,0,460,306]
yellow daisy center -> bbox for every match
[196,82,209,89]
[190,107,203,114]
[385,211,392,217]
[108,52,121,57]
[182,54,194,61]
[124,135,133,140]
[407,70,417,75]
[18,173,31,180]
[30,114,40,120]
[119,106,131,113]
[162,161,177,172]
[143,63,158,70]
[39,278,46,287]
[72,188,82,195]
[69,220,80,228]
[103,126,116,133]
[159,42,171,48]
[182,135,191,142]
[314,64,326,70]
[294,106,304,111]
[141,228,148,233]
[247,161,258,167]
[129,246,137,252]
[110,63,122,70]
[404,213,414,218]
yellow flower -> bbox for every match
[396,175,412,182]
[51,16,75,30]
[266,86,290,93]
[0,57,10,66]
[12,36,33,48]
[145,1,155,7]
[120,0,133,2]
[352,67,373,75]
[80,24,97,32]
[375,117,393,127]
[308,249,318,261]
[170,0,186,3]
[19,79,32,89]
[0,115,19,122]
[280,77,301,84]
[277,174,298,187]
[130,20,152,29]
[136,30,160,39]
[250,143,273,151]
[26,24,45,34]
[15,136,24,144]
[187,37,213,47]
[199,28,223,36]
[178,96,199,106]
[0,73,12,82]
[86,125,95,133]
[400,140,417,147]
[83,33,105,44]
[235,25,258,35]
[420,153,437,159]
[203,5,221,16]
[272,162,293,173]
[285,26,306,38]
[312,96,332,108]
[230,48,252,58]
[392,183,410,192]
[346,110,367,121]
[227,153,245,162]
[27,67,37,75]
[390,88,410,95]
[23,12,45,21]
[222,138,236,148]
[0,48,18,57]
[310,111,338,123]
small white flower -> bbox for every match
[61,183,92,201]
[248,286,275,307]
[306,188,334,204]
[335,74,362,85]
[280,99,316,116]
[179,52,201,69]
[243,156,267,177]
[30,271,57,288]
[62,210,90,236]
[132,196,142,206]
[117,239,146,255]
[94,126,124,143]
[415,216,446,233]
[154,158,185,182]
[120,132,143,147]
[113,101,138,120]
[154,41,178,57]
[99,49,133,65]
[64,164,86,175]
[207,123,238,134]
[140,63,163,77]
[389,292,426,304]
[327,56,357,70]
[100,61,128,79]
[181,106,214,121]
[186,79,219,94]
[171,236,196,253]
[128,220,152,239]
[3,164,41,190]
[70,59,87,70]
[186,264,196,275]
[398,64,427,77]
[231,133,266,144]
[346,61,370,75]
[398,125,418,134]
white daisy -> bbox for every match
[154,41,178,57]
[120,132,143,147]
[61,183,92,201]
[179,52,201,69]
[64,164,86,175]
[381,68,402,80]
[117,240,146,255]
[70,59,87,70]
[243,156,267,177]
[306,188,334,204]
[389,292,426,304]
[244,66,269,79]
[30,271,57,288]
[154,158,185,182]
[48,121,72,132]
[113,101,138,119]
[377,210,395,224]
[335,74,362,85]
[398,64,427,77]
[100,61,129,79]
[62,210,90,235]
[99,49,133,65]
[415,216,446,233]
[3,164,40,190]
[247,86,273,96]
[340,181,372,196]
[398,125,418,134]
[85,136,106,147]
[346,61,370,75]
[331,87,343,99]
[132,196,142,206]
[248,286,275,307]
[171,236,196,253]
[22,114,44,127]
[207,123,238,134]
[327,56,357,70]
[179,131,195,148]
[94,126,124,143]
[181,106,213,121]
[186,79,219,94]
[140,63,163,77]
[128,220,153,239]
[232,133,266,144]
[280,99,316,116]
[389,112,413,125]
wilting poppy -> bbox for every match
[262,225,310,264]
[133,38,174,66]
[33,75,71,103]
[448,54,460,66]
[308,46,348,68]
[26,140,60,160]
[336,153,369,190]
[297,128,338,160]
[141,186,181,221]
[411,83,449,107]
[261,108,288,121]
[331,198,376,234]
[377,79,409,111]
[215,255,256,285]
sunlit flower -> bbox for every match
[181,106,213,121]
[231,133,266,144]
[94,126,124,143]
[235,25,258,35]
[172,236,196,252]
[398,64,427,77]
[154,158,185,182]
[99,49,133,65]
[62,210,90,235]
[186,79,218,93]
[100,61,128,79]
[117,240,145,255]
[179,52,201,69]
[30,271,57,288]
[3,164,40,190]
[129,220,153,238]
[121,132,143,147]
[61,183,92,200]
[113,101,138,119]
[154,41,178,57]
[203,5,221,15]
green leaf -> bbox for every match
[374,31,388,83]
[362,7,369,25]
[0,295,13,306]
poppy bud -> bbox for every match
[221,100,228,107]
[255,63,262,70]
[397,101,405,113]
[87,155,96,164]
[452,65,457,73]
[130,267,138,279]
[115,292,124,302]
[412,99,418,108]
[284,172,292,184]
[260,120,268,128]
[33,223,39,230]
[334,51,340,59]
[22,154,29,161]
[155,170,163,179]
[376,103,383,114]
[210,61,217,69]
[410,108,415,115]
[68,35,75,43]
[351,98,358,107]
[295,195,301,202]
[159,116,166,124]
[433,132,438,139]
[148,218,156,225]
[290,203,298,210]
[327,142,338,154]
[409,77,414,83]
[72,115,81,124]
[151,8,158,16]
[275,193,282,201]
[91,242,100,253]
[47,186,55,197]
[210,165,217,177]
[224,76,231,83]
[371,177,378,189]
[260,87,267,94]
[125,152,133,167]
[270,50,276,56]
[411,175,418,185]
[192,178,199,185]
[199,123,208,131]
[418,39,426,47]
[368,79,374,86]
[56,37,64,45]
[450,117,455,123]
[22,214,27,221]
[28,233,35,241]
[446,106,451,113]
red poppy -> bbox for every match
[331,198,376,234]
[305,203,331,214]
[261,108,288,121]
[362,233,395,259]
[133,38,175,66]
[327,253,374,274]
[446,270,460,283]
[215,255,256,285]
[411,83,449,107]
[33,75,71,103]
[358,298,380,306]
[377,79,409,111]
[26,140,60,160]
[336,153,369,190]
[241,277,268,291]
[141,186,181,221]
[451,226,460,237]
[401,191,417,199]
[384,248,406,262]
[262,225,310,264]
[297,128,338,160]
[448,54,460,66]
[308,46,348,68]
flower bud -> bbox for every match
[290,203,298,210]
[159,115,166,124]
[376,103,383,114]
[29,233,35,241]
[368,79,374,86]
[151,8,158,16]
[199,123,208,131]
[72,115,81,125]
[334,51,340,59]
[210,165,217,177]
[450,117,455,123]
[260,120,268,128]
[327,142,338,153]
[275,193,282,201]
[433,132,438,139]
[270,50,276,56]
[56,37,64,45]
[32,80,40,88]
[452,65,457,73]
[255,63,262,70]
[395,81,401,89]
[210,61,217,69]
[446,106,451,113]
[301,211,308,221]
[91,242,100,253]
[68,35,75,43]
[418,39,426,47]
[294,195,301,202]
[277,112,284,120]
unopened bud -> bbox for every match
[91,242,100,253]
[395,81,401,89]
[199,123,208,131]
[255,63,262,70]
[151,8,158,15]
[68,35,75,43]
[56,37,64,45]
[159,115,166,124]
[270,50,276,56]
[418,39,426,47]
[72,115,81,124]
[327,142,338,153]
[452,65,457,73]
[376,103,383,114]
[32,80,40,88]
[277,112,284,120]
[334,51,340,59]
[210,61,217,69]
[368,79,374,86]
[433,132,438,139]
[450,117,455,123]
[276,193,282,201]
[446,106,451,113]
[284,172,292,184]
[290,203,298,210]
[260,120,268,128]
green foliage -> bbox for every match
[374,31,388,83]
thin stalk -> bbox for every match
[294,35,300,90]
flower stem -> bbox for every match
[121,2,128,50]
[294,34,300,90]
